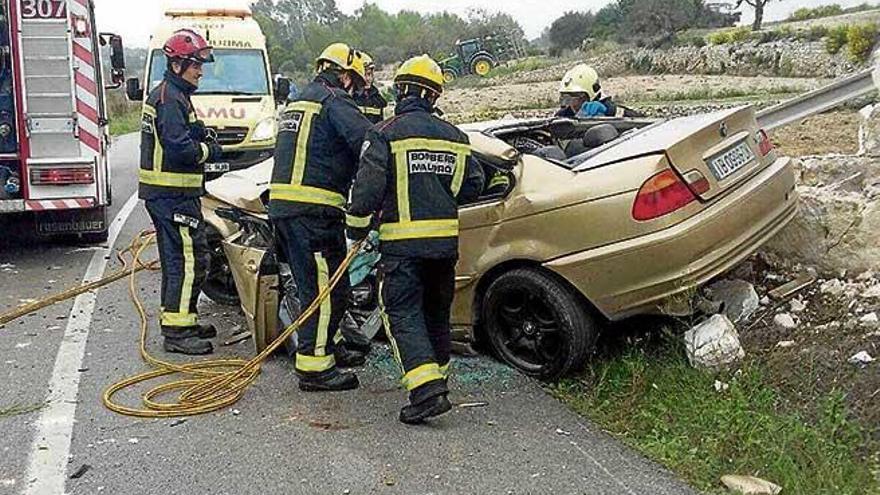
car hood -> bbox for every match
[206,158,272,213]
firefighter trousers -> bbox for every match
[275,215,350,374]
[144,197,209,331]
[379,255,456,404]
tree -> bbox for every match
[547,11,595,55]
[736,0,775,31]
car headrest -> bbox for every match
[532,145,567,161]
[583,124,620,148]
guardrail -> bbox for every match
[757,68,877,131]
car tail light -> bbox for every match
[632,169,697,221]
[757,129,774,156]
[31,167,94,186]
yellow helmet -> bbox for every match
[559,64,601,100]
[361,52,375,69]
[394,55,444,95]
[316,42,366,82]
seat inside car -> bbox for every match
[563,124,621,158]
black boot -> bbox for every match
[195,323,217,339]
[298,368,360,392]
[161,326,214,355]
[399,394,452,425]
[163,336,214,355]
[335,345,367,368]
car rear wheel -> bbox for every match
[202,224,240,306]
[483,268,597,381]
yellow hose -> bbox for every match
[102,230,363,418]
[0,227,362,418]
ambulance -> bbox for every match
[126,8,287,174]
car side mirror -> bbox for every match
[126,77,143,102]
[101,33,125,89]
[274,77,291,105]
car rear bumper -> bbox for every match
[546,156,798,321]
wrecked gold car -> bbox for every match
[202,105,798,379]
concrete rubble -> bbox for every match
[684,314,746,369]
[705,279,760,323]
[773,313,797,330]
[721,474,783,495]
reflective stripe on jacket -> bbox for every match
[348,97,485,259]
[269,72,373,220]
[354,86,388,124]
[139,71,211,200]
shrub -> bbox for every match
[708,26,750,45]
[789,4,844,22]
[707,30,730,45]
[825,24,849,54]
[847,23,879,62]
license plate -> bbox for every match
[205,162,231,174]
[708,141,755,181]
[0,199,24,213]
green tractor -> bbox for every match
[439,33,526,83]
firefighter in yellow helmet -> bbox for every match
[556,63,638,118]
[353,52,388,124]
[268,42,374,392]
[347,55,485,424]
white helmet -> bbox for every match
[559,64,601,100]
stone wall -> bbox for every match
[765,106,880,274]
[603,40,857,79]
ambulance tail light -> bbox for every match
[31,167,95,186]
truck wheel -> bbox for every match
[471,56,494,77]
[202,224,241,306]
[482,268,598,381]
[443,69,458,83]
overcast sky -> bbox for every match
[93,0,876,48]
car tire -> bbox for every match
[443,68,458,83]
[202,224,241,306]
[483,268,597,381]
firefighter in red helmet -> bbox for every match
[138,29,223,355]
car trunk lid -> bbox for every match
[575,106,770,201]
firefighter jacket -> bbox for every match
[269,72,373,220]
[139,71,220,200]
[353,86,388,124]
[347,97,486,259]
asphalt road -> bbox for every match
[0,134,697,495]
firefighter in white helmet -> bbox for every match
[556,63,638,119]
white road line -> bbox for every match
[23,192,140,495]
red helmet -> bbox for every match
[163,29,214,64]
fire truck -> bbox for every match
[0,0,125,242]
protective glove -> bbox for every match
[577,101,609,118]
[190,120,209,142]
[207,142,224,163]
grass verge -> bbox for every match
[551,337,879,494]
[109,108,141,136]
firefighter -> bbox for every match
[269,43,374,392]
[138,30,223,355]
[347,55,485,425]
[556,63,638,118]
[353,52,388,124]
